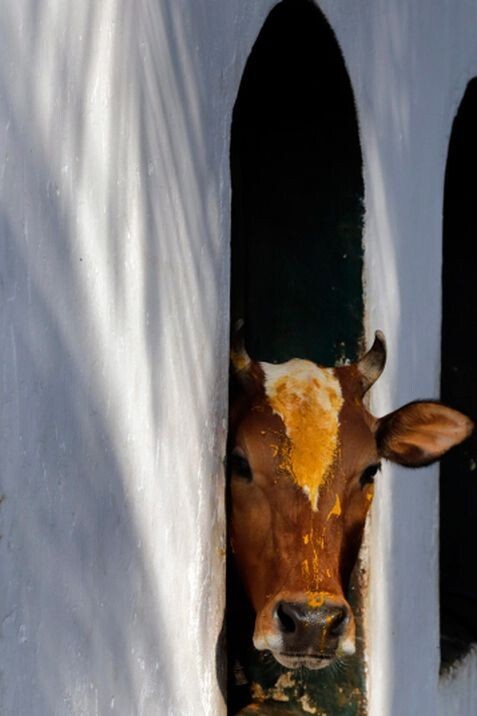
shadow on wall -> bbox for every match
[0,2,229,713]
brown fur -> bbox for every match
[229,347,473,669]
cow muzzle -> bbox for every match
[253,593,356,670]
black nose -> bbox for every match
[275,600,349,654]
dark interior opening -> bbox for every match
[440,77,477,668]
[229,0,365,712]
[230,0,364,367]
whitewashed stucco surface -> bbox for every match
[1,1,477,715]
[0,2,274,714]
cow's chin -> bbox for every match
[271,651,334,671]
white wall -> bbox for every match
[1,1,477,714]
[0,2,273,714]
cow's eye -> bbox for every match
[230,449,253,482]
[360,462,381,488]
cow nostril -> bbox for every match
[328,606,348,637]
[275,602,297,634]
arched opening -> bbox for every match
[230,0,364,366]
[440,78,477,668]
[229,0,365,711]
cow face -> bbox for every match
[229,332,473,671]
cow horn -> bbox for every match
[357,330,386,393]
[230,320,252,376]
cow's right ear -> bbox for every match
[376,401,474,467]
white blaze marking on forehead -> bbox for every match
[260,359,344,510]
[263,360,341,411]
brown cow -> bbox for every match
[229,331,473,671]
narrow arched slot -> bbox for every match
[229,0,365,711]
[440,78,477,668]
[230,0,364,366]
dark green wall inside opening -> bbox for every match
[230,0,364,367]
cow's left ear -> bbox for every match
[376,401,474,467]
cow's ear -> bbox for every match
[376,401,474,467]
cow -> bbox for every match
[228,330,473,671]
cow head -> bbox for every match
[228,331,473,670]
